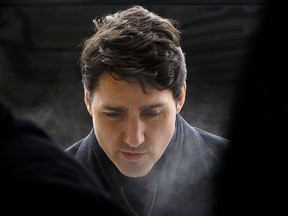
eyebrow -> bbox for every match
[100,103,165,112]
[100,106,127,112]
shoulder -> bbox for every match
[193,127,230,160]
[65,129,94,157]
[65,139,84,155]
[177,114,230,160]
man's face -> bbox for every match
[85,72,186,177]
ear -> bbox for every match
[84,85,92,116]
[176,82,186,114]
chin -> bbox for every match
[119,166,152,177]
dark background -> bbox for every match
[0,0,264,147]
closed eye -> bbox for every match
[105,111,124,118]
[142,111,160,118]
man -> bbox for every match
[65,5,229,216]
[0,98,126,214]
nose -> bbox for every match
[123,117,145,148]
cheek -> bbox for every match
[92,117,121,145]
[146,117,175,147]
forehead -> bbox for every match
[93,72,174,104]
[97,72,154,93]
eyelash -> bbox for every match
[105,111,160,119]
[106,112,123,118]
[143,112,160,118]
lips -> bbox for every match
[121,152,145,160]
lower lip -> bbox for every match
[122,152,145,160]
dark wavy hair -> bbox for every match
[80,5,187,101]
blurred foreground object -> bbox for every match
[0,98,126,214]
[215,0,287,215]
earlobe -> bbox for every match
[84,86,92,116]
[176,82,186,113]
